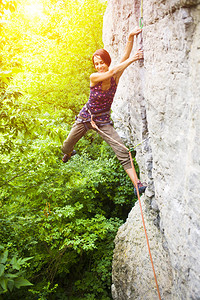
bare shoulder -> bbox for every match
[90,73,98,87]
[90,72,97,80]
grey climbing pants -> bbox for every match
[62,121,132,170]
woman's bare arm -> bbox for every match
[90,49,143,86]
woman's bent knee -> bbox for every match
[62,122,87,154]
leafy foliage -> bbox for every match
[0,246,32,295]
[0,0,139,299]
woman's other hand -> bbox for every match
[132,49,143,61]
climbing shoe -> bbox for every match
[62,150,76,163]
[134,181,147,196]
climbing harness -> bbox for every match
[90,116,161,300]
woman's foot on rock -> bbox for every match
[134,181,147,196]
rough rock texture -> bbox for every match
[103,0,200,299]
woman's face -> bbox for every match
[93,55,109,73]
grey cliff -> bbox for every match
[103,0,200,299]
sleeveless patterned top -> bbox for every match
[78,77,117,124]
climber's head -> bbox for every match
[92,49,111,72]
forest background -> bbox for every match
[0,0,138,299]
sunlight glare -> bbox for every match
[24,0,44,18]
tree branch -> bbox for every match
[0,159,42,188]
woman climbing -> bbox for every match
[62,27,147,195]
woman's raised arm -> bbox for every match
[111,27,143,84]
[90,27,143,86]
[120,27,142,63]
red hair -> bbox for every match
[92,49,111,67]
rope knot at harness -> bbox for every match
[90,115,98,130]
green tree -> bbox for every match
[0,0,139,299]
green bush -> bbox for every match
[0,246,32,296]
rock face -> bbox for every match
[103,0,200,299]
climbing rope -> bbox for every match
[139,0,144,28]
[129,152,161,300]
[90,117,161,300]
[88,4,162,296]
